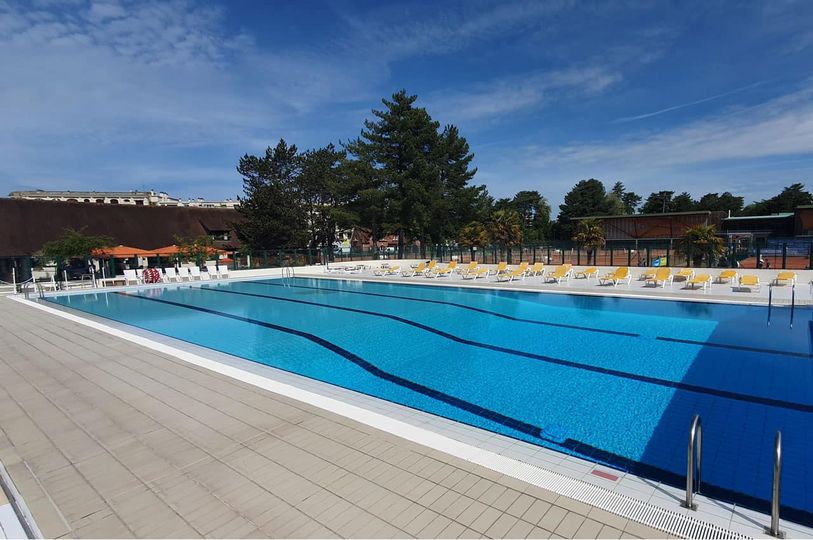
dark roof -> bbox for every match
[0,198,243,256]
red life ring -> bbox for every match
[142,268,161,284]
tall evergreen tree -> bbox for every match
[345,90,478,256]
[558,179,612,235]
[236,139,306,250]
[430,125,479,245]
[298,144,351,250]
[743,183,812,215]
[640,191,675,214]
[696,192,744,214]
[611,181,642,214]
[345,90,440,257]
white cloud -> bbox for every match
[535,82,813,168]
[425,66,622,123]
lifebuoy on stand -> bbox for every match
[142,268,161,284]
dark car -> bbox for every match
[62,259,92,280]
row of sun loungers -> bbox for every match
[121,265,229,286]
[372,260,797,294]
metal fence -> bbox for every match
[229,238,813,271]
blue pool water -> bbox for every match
[46,277,813,523]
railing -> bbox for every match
[789,284,796,329]
[683,414,702,510]
[766,431,784,538]
[767,284,773,326]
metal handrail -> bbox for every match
[683,414,702,510]
[766,431,784,538]
[767,284,773,326]
[789,284,796,329]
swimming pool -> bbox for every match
[45,277,813,524]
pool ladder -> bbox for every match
[767,283,796,328]
[281,264,295,287]
[682,414,784,537]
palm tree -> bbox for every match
[676,225,725,267]
[571,218,605,264]
[486,210,522,262]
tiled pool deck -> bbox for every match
[2,265,812,538]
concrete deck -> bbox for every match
[0,297,669,539]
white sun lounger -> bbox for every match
[176,267,191,281]
[189,266,202,280]
[206,264,219,279]
[163,267,179,282]
[123,269,141,285]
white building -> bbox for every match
[8,189,239,208]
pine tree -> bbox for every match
[236,139,307,250]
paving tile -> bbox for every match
[468,506,503,534]
[553,511,585,538]
[484,511,519,538]
[536,505,568,531]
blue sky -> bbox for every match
[1,0,812,209]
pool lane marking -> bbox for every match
[255,279,813,360]
[656,336,813,359]
[196,286,813,414]
[249,279,640,338]
[112,292,544,439]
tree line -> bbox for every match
[236,90,812,252]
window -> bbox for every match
[109,199,119,204]
[96,199,104,203]
[135,200,144,206]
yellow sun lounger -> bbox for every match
[545,264,572,284]
[686,274,712,290]
[735,275,761,291]
[599,267,631,286]
[401,262,426,277]
[457,261,478,275]
[574,267,598,279]
[639,269,657,281]
[488,262,508,276]
[428,260,457,278]
[496,266,527,283]
[526,262,545,276]
[774,271,797,286]
[645,267,673,288]
[716,270,738,283]
[461,266,489,280]
[674,269,695,281]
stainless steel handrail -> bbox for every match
[683,414,702,510]
[789,284,796,329]
[767,284,773,326]
[766,431,784,538]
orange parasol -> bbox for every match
[92,245,153,258]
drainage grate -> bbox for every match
[466,453,750,539]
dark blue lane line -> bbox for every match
[197,286,813,414]
[113,292,544,439]
[249,279,640,338]
[254,279,813,360]
[656,336,813,359]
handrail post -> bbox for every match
[683,414,702,510]
[767,284,773,326]
[765,431,784,538]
